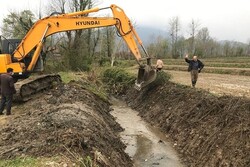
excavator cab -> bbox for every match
[0,38,44,73]
[0,39,20,54]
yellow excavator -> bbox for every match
[0,4,156,101]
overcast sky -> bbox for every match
[0,0,250,43]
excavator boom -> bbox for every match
[13,5,144,66]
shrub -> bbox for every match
[102,67,135,95]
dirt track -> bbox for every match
[167,70,250,98]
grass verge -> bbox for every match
[58,71,108,101]
[0,157,63,167]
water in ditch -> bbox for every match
[110,97,183,167]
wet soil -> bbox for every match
[0,81,133,167]
[124,73,250,167]
[110,97,183,167]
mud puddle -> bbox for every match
[110,97,183,167]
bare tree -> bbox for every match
[196,27,211,57]
[246,39,250,56]
[45,0,103,71]
[111,38,123,67]
[48,0,71,48]
[47,0,95,51]
[147,35,169,58]
[98,26,116,66]
[188,19,200,55]
[223,41,231,57]
[169,16,180,58]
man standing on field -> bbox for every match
[185,54,204,88]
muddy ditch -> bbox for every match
[110,97,183,167]
[124,73,250,167]
[0,81,133,167]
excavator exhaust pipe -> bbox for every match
[134,58,157,90]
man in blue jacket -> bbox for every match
[185,54,204,88]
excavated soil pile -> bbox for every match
[0,81,133,167]
[125,73,250,167]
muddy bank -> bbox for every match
[124,73,250,167]
[0,81,133,167]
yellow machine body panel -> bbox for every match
[0,54,25,73]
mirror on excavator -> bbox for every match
[134,58,157,90]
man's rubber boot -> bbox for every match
[6,111,11,115]
[192,81,196,88]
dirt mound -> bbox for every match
[124,72,250,167]
[0,81,133,167]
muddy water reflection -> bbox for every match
[110,97,183,167]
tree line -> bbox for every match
[148,16,250,59]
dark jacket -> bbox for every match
[185,58,204,72]
[0,74,16,96]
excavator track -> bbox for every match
[14,74,62,102]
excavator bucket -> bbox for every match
[134,65,157,90]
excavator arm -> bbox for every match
[13,5,146,71]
